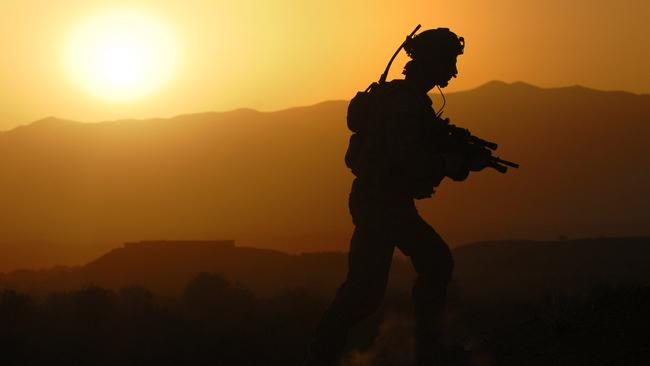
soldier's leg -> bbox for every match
[305,223,395,366]
[397,209,454,365]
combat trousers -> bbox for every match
[305,181,454,366]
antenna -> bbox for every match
[378,24,421,84]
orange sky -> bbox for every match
[0,0,648,130]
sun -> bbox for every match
[65,9,179,102]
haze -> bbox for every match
[0,0,648,130]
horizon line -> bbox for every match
[4,80,648,133]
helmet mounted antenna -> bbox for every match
[365,24,421,92]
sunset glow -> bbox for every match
[0,1,643,128]
[64,9,178,102]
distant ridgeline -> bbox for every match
[0,81,649,261]
[123,240,236,250]
[1,237,649,302]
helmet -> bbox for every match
[404,28,464,61]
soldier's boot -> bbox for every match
[412,274,451,366]
[303,317,348,366]
[413,322,446,366]
[416,345,473,366]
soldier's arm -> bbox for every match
[384,93,446,183]
[440,152,470,181]
[424,118,472,181]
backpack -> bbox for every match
[345,24,422,180]
[344,82,387,178]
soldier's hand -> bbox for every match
[442,152,464,177]
[469,148,491,171]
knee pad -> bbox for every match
[436,243,454,281]
[334,281,386,324]
[417,242,454,282]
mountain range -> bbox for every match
[1,81,649,271]
[1,237,648,302]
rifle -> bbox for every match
[438,117,520,173]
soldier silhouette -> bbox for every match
[304,27,506,366]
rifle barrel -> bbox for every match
[492,156,519,169]
[488,161,508,174]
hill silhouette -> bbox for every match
[0,240,410,297]
[1,237,648,302]
[0,81,649,270]
[453,237,650,301]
